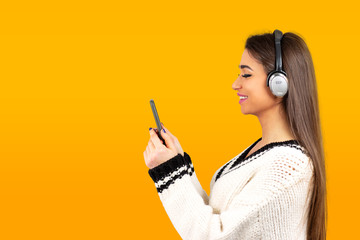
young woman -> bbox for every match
[144,30,327,240]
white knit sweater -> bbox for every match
[148,137,314,240]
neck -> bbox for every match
[257,104,295,144]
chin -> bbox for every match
[241,107,257,116]
[240,108,250,115]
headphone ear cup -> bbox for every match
[267,72,288,97]
[266,70,276,87]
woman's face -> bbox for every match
[232,49,281,116]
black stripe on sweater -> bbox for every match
[156,166,193,193]
[216,139,307,182]
[148,152,194,193]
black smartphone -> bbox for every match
[150,99,166,145]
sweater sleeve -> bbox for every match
[148,152,312,240]
[183,152,209,204]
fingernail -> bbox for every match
[149,127,152,131]
[162,128,166,133]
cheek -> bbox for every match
[244,79,275,104]
[249,86,276,107]
[259,88,274,101]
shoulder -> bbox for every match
[265,141,312,167]
[259,143,313,189]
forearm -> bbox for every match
[148,154,221,239]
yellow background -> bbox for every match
[0,1,359,239]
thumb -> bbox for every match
[161,123,173,138]
[160,127,176,151]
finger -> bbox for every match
[144,145,148,159]
[148,138,155,152]
[153,128,160,135]
[161,123,175,139]
[143,150,148,163]
[146,145,151,158]
[153,128,166,145]
[145,146,151,166]
[149,128,163,148]
[159,126,177,150]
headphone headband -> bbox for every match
[273,29,283,72]
[266,29,288,97]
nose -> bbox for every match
[232,75,242,90]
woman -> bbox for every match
[143,30,327,240]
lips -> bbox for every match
[239,99,247,105]
[238,93,248,104]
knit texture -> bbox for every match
[148,137,314,240]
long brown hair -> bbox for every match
[244,31,327,240]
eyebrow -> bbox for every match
[238,64,253,71]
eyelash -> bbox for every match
[238,74,252,78]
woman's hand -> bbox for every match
[144,123,185,169]
[160,123,185,158]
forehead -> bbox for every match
[239,49,261,71]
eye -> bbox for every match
[238,73,252,78]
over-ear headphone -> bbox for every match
[266,29,288,97]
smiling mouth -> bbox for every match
[239,96,248,104]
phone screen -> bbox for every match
[150,99,165,145]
